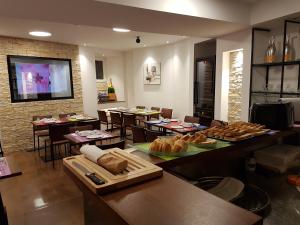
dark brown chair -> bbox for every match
[97,140,126,150]
[32,115,52,152]
[97,110,111,131]
[110,112,124,138]
[78,120,100,130]
[45,123,74,168]
[210,120,228,127]
[123,113,136,139]
[59,113,76,119]
[199,115,213,127]
[136,106,146,125]
[136,106,146,109]
[146,129,164,142]
[132,126,147,143]
[0,193,8,225]
[69,125,93,133]
[150,107,160,120]
[161,108,173,119]
[184,116,200,124]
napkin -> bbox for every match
[80,145,106,163]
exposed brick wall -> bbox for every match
[228,50,243,123]
[0,36,83,153]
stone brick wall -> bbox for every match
[0,36,83,153]
[228,50,243,123]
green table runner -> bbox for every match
[133,140,232,161]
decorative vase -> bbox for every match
[284,34,294,62]
[265,36,276,63]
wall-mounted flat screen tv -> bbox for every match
[7,55,74,103]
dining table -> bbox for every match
[64,130,120,145]
[145,119,207,135]
[0,156,22,180]
[108,108,161,121]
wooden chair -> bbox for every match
[161,108,173,119]
[199,115,213,127]
[97,140,126,150]
[59,113,76,119]
[123,113,136,139]
[32,115,52,152]
[45,123,74,168]
[136,106,146,109]
[78,120,100,130]
[136,106,146,125]
[146,129,164,142]
[184,116,200,124]
[98,110,111,131]
[132,126,147,143]
[210,120,228,127]
[150,107,160,120]
[69,125,93,155]
[110,112,124,138]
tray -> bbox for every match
[63,148,163,195]
[207,129,270,142]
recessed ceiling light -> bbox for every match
[83,43,87,46]
[113,27,131,32]
[166,41,170,44]
[29,31,52,37]
[143,44,147,47]
[102,54,105,57]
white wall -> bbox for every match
[215,29,252,122]
[125,38,204,120]
[79,46,126,117]
[79,47,98,118]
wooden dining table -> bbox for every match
[0,157,22,180]
[145,120,207,135]
[108,108,161,121]
[64,130,119,145]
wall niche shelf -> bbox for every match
[250,20,300,110]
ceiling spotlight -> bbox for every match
[113,27,131,32]
[29,31,52,37]
[166,41,170,44]
[143,44,147,47]
[102,54,105,57]
[136,36,141,44]
[83,43,87,46]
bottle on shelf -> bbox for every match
[265,36,277,63]
[284,34,294,62]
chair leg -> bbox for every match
[37,136,40,152]
[51,143,54,168]
[33,131,36,151]
[44,140,47,162]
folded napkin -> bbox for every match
[80,145,128,174]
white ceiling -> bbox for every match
[0,17,186,51]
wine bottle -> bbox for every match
[284,34,294,62]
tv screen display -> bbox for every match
[7,55,74,102]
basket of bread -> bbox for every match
[148,132,217,157]
[200,121,269,142]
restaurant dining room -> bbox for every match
[1,0,300,225]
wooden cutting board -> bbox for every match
[63,148,163,195]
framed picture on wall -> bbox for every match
[144,62,161,85]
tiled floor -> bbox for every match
[0,151,84,225]
[1,148,300,225]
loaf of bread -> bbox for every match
[97,153,128,174]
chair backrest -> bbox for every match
[210,120,228,127]
[110,112,123,126]
[151,107,160,112]
[161,108,173,119]
[184,116,200,124]
[199,115,213,127]
[132,126,146,143]
[32,115,52,121]
[59,113,76,119]
[49,123,74,142]
[69,125,93,133]
[123,113,136,127]
[146,129,164,142]
[97,110,108,123]
[78,120,100,130]
[136,106,146,109]
[97,140,126,150]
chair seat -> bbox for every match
[35,130,49,137]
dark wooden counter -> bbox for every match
[65,168,262,225]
